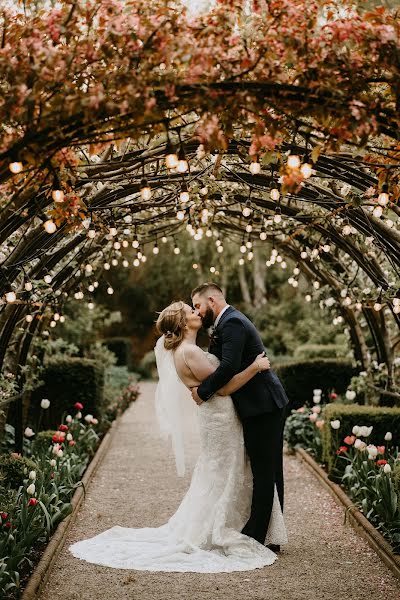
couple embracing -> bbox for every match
[70,283,288,572]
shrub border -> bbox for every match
[20,415,122,600]
[296,448,400,580]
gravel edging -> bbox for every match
[296,447,400,580]
[21,416,122,600]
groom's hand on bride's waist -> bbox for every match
[190,387,203,406]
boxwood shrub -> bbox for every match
[274,358,355,409]
[30,358,105,428]
[322,403,400,478]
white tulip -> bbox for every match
[313,396,321,404]
[91,418,98,425]
[76,411,82,419]
[360,425,373,437]
[383,463,392,474]
[330,420,341,430]
[50,459,57,467]
[352,425,361,436]
[84,414,94,423]
[52,444,61,455]
[384,432,392,441]
[57,449,63,458]
[345,390,356,401]
[28,470,36,480]
[24,427,35,438]
[313,389,322,396]
[27,483,36,495]
[66,415,73,423]
[354,439,367,450]
[367,445,378,459]
[66,433,73,441]
[40,398,50,409]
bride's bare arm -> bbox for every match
[184,346,270,394]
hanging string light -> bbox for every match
[179,181,190,203]
[176,144,188,173]
[249,157,261,175]
[165,136,178,170]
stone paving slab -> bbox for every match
[39,382,400,600]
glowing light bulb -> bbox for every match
[109,226,117,236]
[300,250,307,259]
[25,281,32,291]
[133,258,140,267]
[104,262,110,270]
[238,258,245,265]
[287,155,300,169]
[85,264,93,274]
[206,229,212,238]
[44,274,52,284]
[242,206,252,217]
[247,251,254,260]
[140,178,152,200]
[273,212,282,224]
[293,267,300,275]
[292,280,298,288]
[300,163,313,178]
[113,241,121,250]
[374,301,382,311]
[305,294,312,302]
[270,188,280,201]
[373,205,383,218]
[260,231,267,241]
[250,161,261,175]
[26,314,33,323]
[122,259,129,267]
[5,291,16,303]
[107,287,114,295]
[177,210,185,221]
[88,228,96,239]
[240,245,246,253]
[192,263,198,269]
[210,266,216,273]
[342,224,352,235]
[174,246,180,255]
[153,245,159,255]
[60,315,65,323]
[44,219,56,234]
[179,182,189,203]
[165,141,178,169]
[88,302,95,310]
[111,258,118,266]
[52,189,64,202]
[323,244,331,253]
[217,245,224,253]
[9,161,23,174]
[378,192,389,206]
[246,224,253,233]
[161,236,167,243]
[132,239,139,248]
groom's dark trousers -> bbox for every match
[197,306,288,545]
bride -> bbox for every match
[69,301,287,572]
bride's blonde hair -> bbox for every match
[156,301,187,350]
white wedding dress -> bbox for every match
[69,348,287,572]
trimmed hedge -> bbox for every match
[103,337,134,370]
[322,403,400,477]
[293,344,347,360]
[274,359,355,409]
[0,453,39,489]
[30,358,105,428]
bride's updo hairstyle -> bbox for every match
[156,301,187,350]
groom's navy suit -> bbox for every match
[197,306,289,545]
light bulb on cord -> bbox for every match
[179,182,190,203]
[373,205,383,218]
[132,238,139,249]
[300,163,313,178]
[176,210,185,221]
[270,188,280,201]
[140,178,152,200]
[287,155,300,169]
[52,189,64,202]
[5,291,16,303]
[9,161,23,174]
[25,281,33,292]
[176,145,188,173]
[153,244,159,255]
[250,159,261,175]
[26,314,33,323]
[44,219,56,234]
[174,245,180,255]
[165,139,178,169]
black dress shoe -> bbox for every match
[266,544,281,552]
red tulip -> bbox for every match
[52,433,65,443]
[69,440,76,446]
[58,424,68,432]
[344,435,356,445]
[330,392,338,400]
[376,459,388,466]
[0,512,8,520]
[337,446,348,455]
[74,402,83,410]
[4,522,12,529]
[28,498,39,506]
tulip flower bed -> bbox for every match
[284,392,400,553]
[0,387,138,598]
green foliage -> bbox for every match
[284,409,323,461]
[293,344,348,360]
[33,431,57,453]
[102,337,134,369]
[322,404,400,477]
[30,358,105,428]
[135,350,157,379]
[0,454,39,490]
[274,359,355,409]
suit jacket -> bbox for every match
[197,306,289,419]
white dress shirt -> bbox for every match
[213,305,231,328]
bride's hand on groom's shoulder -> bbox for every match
[255,353,270,372]
[190,387,204,406]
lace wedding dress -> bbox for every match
[69,350,287,572]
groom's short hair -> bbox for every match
[191,282,224,298]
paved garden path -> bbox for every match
[39,382,399,600]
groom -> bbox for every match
[191,283,288,548]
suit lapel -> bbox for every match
[215,305,235,331]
